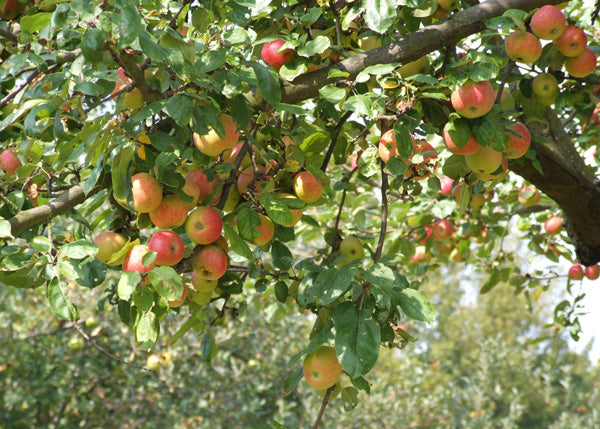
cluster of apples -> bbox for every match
[569,262,600,281]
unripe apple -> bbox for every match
[123,244,154,274]
[564,49,597,78]
[438,0,458,11]
[160,351,173,366]
[432,219,454,240]
[568,263,584,280]
[186,169,222,205]
[431,6,449,19]
[148,230,186,266]
[67,336,85,351]
[532,73,559,103]
[505,31,542,64]
[544,216,563,234]
[252,213,275,246]
[439,177,455,196]
[147,353,161,371]
[131,173,163,213]
[465,146,503,174]
[555,26,587,57]
[450,80,496,119]
[193,245,228,280]
[168,284,187,308]
[442,126,481,155]
[338,237,363,266]
[149,194,189,229]
[530,5,566,40]
[191,270,219,293]
[0,148,22,176]
[398,56,430,77]
[193,114,239,157]
[473,157,507,182]
[276,193,303,227]
[357,35,381,51]
[261,39,294,71]
[469,193,486,210]
[584,264,599,280]
[504,122,531,159]
[303,345,342,390]
[185,206,223,245]
[293,171,322,203]
[518,185,541,207]
[188,289,213,305]
[122,88,145,110]
[94,232,128,265]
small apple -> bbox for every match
[186,169,222,205]
[530,5,566,40]
[398,56,430,77]
[469,193,486,210]
[504,122,531,159]
[585,264,599,280]
[450,80,496,119]
[544,216,563,234]
[223,142,252,168]
[123,244,154,274]
[148,230,186,266]
[149,194,190,229]
[160,351,173,366]
[568,263,584,280]
[379,129,415,162]
[261,39,294,71]
[555,25,587,57]
[518,185,541,207]
[193,114,239,157]
[440,177,455,196]
[131,172,163,213]
[532,73,559,102]
[168,284,188,308]
[293,171,322,203]
[303,345,342,390]
[193,245,228,280]
[252,213,275,246]
[94,232,128,265]
[432,219,454,241]
[147,354,161,371]
[473,157,508,182]
[442,126,481,155]
[276,193,303,227]
[438,0,459,10]
[191,271,219,293]
[0,148,22,176]
[564,49,597,78]
[465,145,503,174]
[505,31,542,64]
[185,206,223,245]
[67,336,85,351]
[338,237,363,265]
[411,245,430,263]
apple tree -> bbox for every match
[0,0,599,424]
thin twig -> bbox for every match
[0,189,20,213]
[321,111,353,172]
[332,166,358,251]
[495,60,515,104]
[312,385,334,429]
[216,137,250,210]
[374,160,389,262]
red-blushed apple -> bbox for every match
[147,353,161,371]
[213,236,229,253]
[186,169,221,205]
[261,39,294,71]
[564,49,597,78]
[302,345,342,390]
[442,126,481,155]
[148,230,185,266]
[149,194,190,229]
[555,25,587,57]
[544,216,563,234]
[123,244,154,274]
[223,142,252,168]
[379,129,415,162]
[192,245,228,280]
[505,31,542,64]
[465,145,503,174]
[504,122,531,159]
[0,148,22,177]
[293,171,322,203]
[276,193,303,227]
[518,185,541,207]
[432,219,454,240]
[252,213,275,246]
[191,270,219,293]
[94,232,128,265]
[474,157,508,182]
[398,56,430,78]
[337,236,363,266]
[411,245,431,263]
[438,0,458,11]
[193,114,239,157]
[185,206,223,245]
[568,263,584,280]
[439,177,455,196]
[530,5,566,40]
[131,172,163,213]
[168,284,187,308]
[237,165,272,195]
[450,80,496,119]
[585,264,599,280]
[182,178,200,208]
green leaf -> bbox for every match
[118,4,143,47]
[445,119,470,148]
[393,122,414,159]
[139,31,168,63]
[274,280,288,303]
[117,271,141,300]
[148,266,184,301]
[48,277,78,320]
[442,155,470,180]
[223,224,253,260]
[319,85,347,104]
[263,198,294,226]
[111,145,135,211]
[31,235,51,252]
[133,286,155,312]
[341,386,360,411]
[236,207,261,242]
[471,114,507,152]
[313,264,358,306]
[60,240,98,259]
[20,13,52,34]
[135,311,158,349]
[197,50,227,73]
[165,94,193,126]
[298,35,330,57]
[0,219,13,238]
[81,28,107,64]
[201,331,217,363]
[271,241,293,270]
[170,314,205,345]
[398,288,436,323]
[364,0,396,34]
[282,367,304,396]
[332,302,380,378]
[300,132,330,156]
[361,263,407,306]
[250,62,281,106]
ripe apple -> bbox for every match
[532,73,559,104]
[585,264,599,280]
[438,0,458,11]
[252,213,275,246]
[544,216,563,234]
[555,25,587,57]
[193,245,228,280]
[191,270,219,293]
[398,56,430,77]
[504,122,531,159]
[94,232,128,265]
[276,193,303,227]
[186,169,221,205]
[411,245,430,263]
[432,219,454,240]
[237,165,272,195]
[465,145,503,174]
[568,263,584,280]
[131,172,163,213]
[530,5,566,40]
[293,171,322,203]
[303,345,342,390]
[168,284,187,308]
[379,129,415,162]
[505,31,542,64]
[261,39,294,71]
[518,185,541,207]
[193,114,239,157]
[123,244,154,274]
[149,194,190,229]
[440,177,455,196]
[0,148,22,177]
[147,353,161,371]
[182,179,200,208]
[185,206,223,245]
[148,230,185,266]
[564,49,597,78]
[450,80,496,119]
[442,126,481,155]
[338,237,363,265]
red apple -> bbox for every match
[186,169,221,205]
[518,185,541,207]
[568,263,584,280]
[0,148,22,177]
[505,31,542,64]
[149,194,189,229]
[185,206,223,245]
[432,219,454,240]
[293,171,322,203]
[379,129,415,162]
[168,284,188,308]
[94,232,128,265]
[504,122,531,159]
[544,216,563,234]
[193,245,228,280]
[564,49,597,78]
[123,244,154,274]
[182,179,200,208]
[439,177,455,196]
[555,25,587,57]
[418,226,432,245]
[450,80,496,119]
[530,5,566,40]
[193,114,239,157]
[303,345,342,390]
[442,126,481,155]
[584,264,599,280]
[148,230,186,266]
[131,172,163,213]
[252,213,275,246]
[261,39,294,71]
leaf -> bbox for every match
[148,266,184,301]
[361,263,407,306]
[0,219,13,239]
[165,94,193,126]
[442,155,470,179]
[445,119,470,148]
[236,207,261,242]
[20,12,53,34]
[313,264,358,306]
[117,271,141,301]
[263,198,294,226]
[250,61,281,106]
[271,241,293,270]
[223,224,253,260]
[282,367,303,396]
[133,286,155,312]
[81,28,107,64]
[319,85,347,104]
[48,277,78,320]
[118,4,143,47]
[393,122,415,159]
[364,0,396,34]
[135,311,159,349]
[332,302,380,378]
[398,288,436,323]
[197,50,227,73]
[481,268,501,294]
[139,31,168,63]
[60,240,98,259]
[297,35,330,57]
[300,132,330,156]
[274,280,288,303]
[111,145,135,210]
[170,315,205,345]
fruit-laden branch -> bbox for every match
[279,0,563,105]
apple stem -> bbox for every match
[374,159,389,262]
[312,385,334,429]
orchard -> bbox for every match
[1,0,600,426]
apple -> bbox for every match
[450,247,465,262]
[148,230,185,266]
[411,245,430,263]
[532,73,559,103]
[338,237,363,265]
[518,185,541,207]
[440,177,455,196]
[188,289,213,305]
[223,142,252,168]
[67,336,85,351]
[379,129,415,162]
[293,171,322,203]
[185,206,223,245]
[438,0,458,10]
[544,216,563,234]
[568,263,584,280]
[94,232,128,265]
[398,56,430,78]
[111,68,144,110]
[168,284,187,308]
[276,193,303,227]
[123,244,154,274]
[0,148,22,176]
[555,25,587,57]
[431,6,450,19]
[252,213,275,246]
[469,193,486,210]
[193,114,239,157]
[450,80,496,119]
[585,264,600,280]
[186,169,221,205]
[147,354,161,371]
[131,173,163,213]
[504,122,531,159]
[474,157,507,182]
[432,219,454,240]
[442,126,481,155]
[182,179,201,208]
[465,145,503,174]
[564,49,597,78]
[237,165,272,195]
[149,194,190,229]
[530,5,566,40]
[261,39,294,71]
[418,226,432,245]
[357,35,381,51]
[0,0,21,20]
[160,351,173,366]
[193,245,228,280]
[191,270,219,293]
[505,31,542,64]
[213,236,229,253]
[303,345,342,390]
